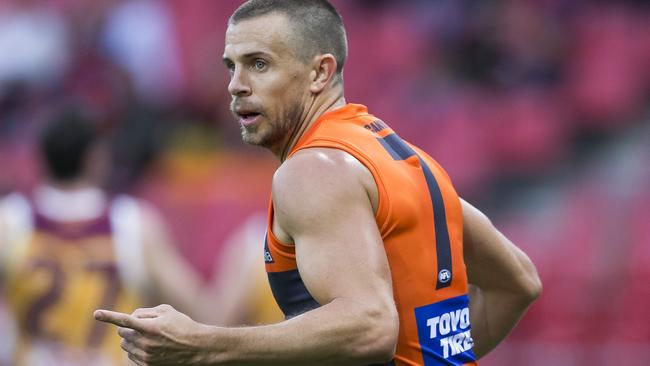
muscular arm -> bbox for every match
[96,148,399,365]
[461,199,542,358]
[206,149,398,365]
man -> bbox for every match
[95,1,542,365]
[0,110,243,365]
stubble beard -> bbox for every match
[240,101,303,150]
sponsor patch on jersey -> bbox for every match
[414,294,476,365]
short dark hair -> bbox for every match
[230,0,348,75]
[39,109,98,182]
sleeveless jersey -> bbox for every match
[0,192,144,366]
[265,104,477,366]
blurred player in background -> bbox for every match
[95,1,541,365]
[0,109,257,365]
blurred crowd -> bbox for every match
[0,0,648,365]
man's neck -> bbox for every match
[275,91,347,162]
[47,177,95,192]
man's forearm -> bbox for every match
[195,298,397,365]
[468,285,537,359]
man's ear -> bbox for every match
[309,54,338,93]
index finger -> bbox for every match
[94,310,147,332]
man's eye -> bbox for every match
[254,60,267,70]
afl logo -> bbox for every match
[438,269,451,283]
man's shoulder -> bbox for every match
[273,148,368,193]
[0,192,31,229]
[109,194,168,238]
[0,192,30,211]
[271,147,377,219]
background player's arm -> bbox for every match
[139,204,243,325]
[209,214,284,325]
[461,199,542,358]
[96,148,399,365]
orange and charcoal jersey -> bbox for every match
[265,104,477,366]
[0,193,143,366]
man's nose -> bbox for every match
[228,67,252,97]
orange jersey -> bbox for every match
[265,104,477,366]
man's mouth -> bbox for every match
[232,106,261,127]
[235,110,262,127]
